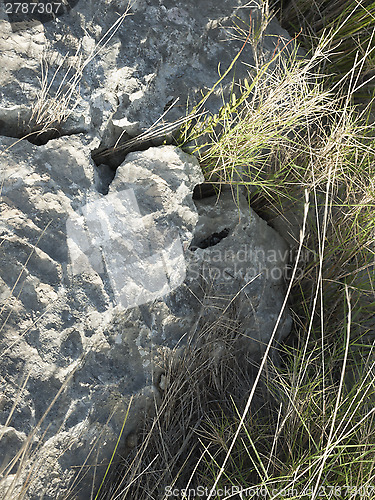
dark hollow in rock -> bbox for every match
[190,227,230,251]
[26,128,62,146]
[91,128,179,170]
[193,182,220,200]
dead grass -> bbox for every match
[95,311,280,500]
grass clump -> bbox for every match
[95,317,278,500]
[27,7,131,145]
[273,0,375,92]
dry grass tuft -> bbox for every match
[97,312,279,500]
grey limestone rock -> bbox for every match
[0,138,291,498]
[0,138,203,498]
[0,0,295,148]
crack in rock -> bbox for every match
[190,228,230,251]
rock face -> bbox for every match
[0,0,294,150]
[0,139,291,499]
[0,0,294,498]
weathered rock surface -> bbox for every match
[0,0,295,498]
[0,0,294,150]
[0,137,291,498]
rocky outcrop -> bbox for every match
[0,0,294,151]
[0,0,294,498]
[0,138,291,499]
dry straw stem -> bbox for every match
[206,190,310,500]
